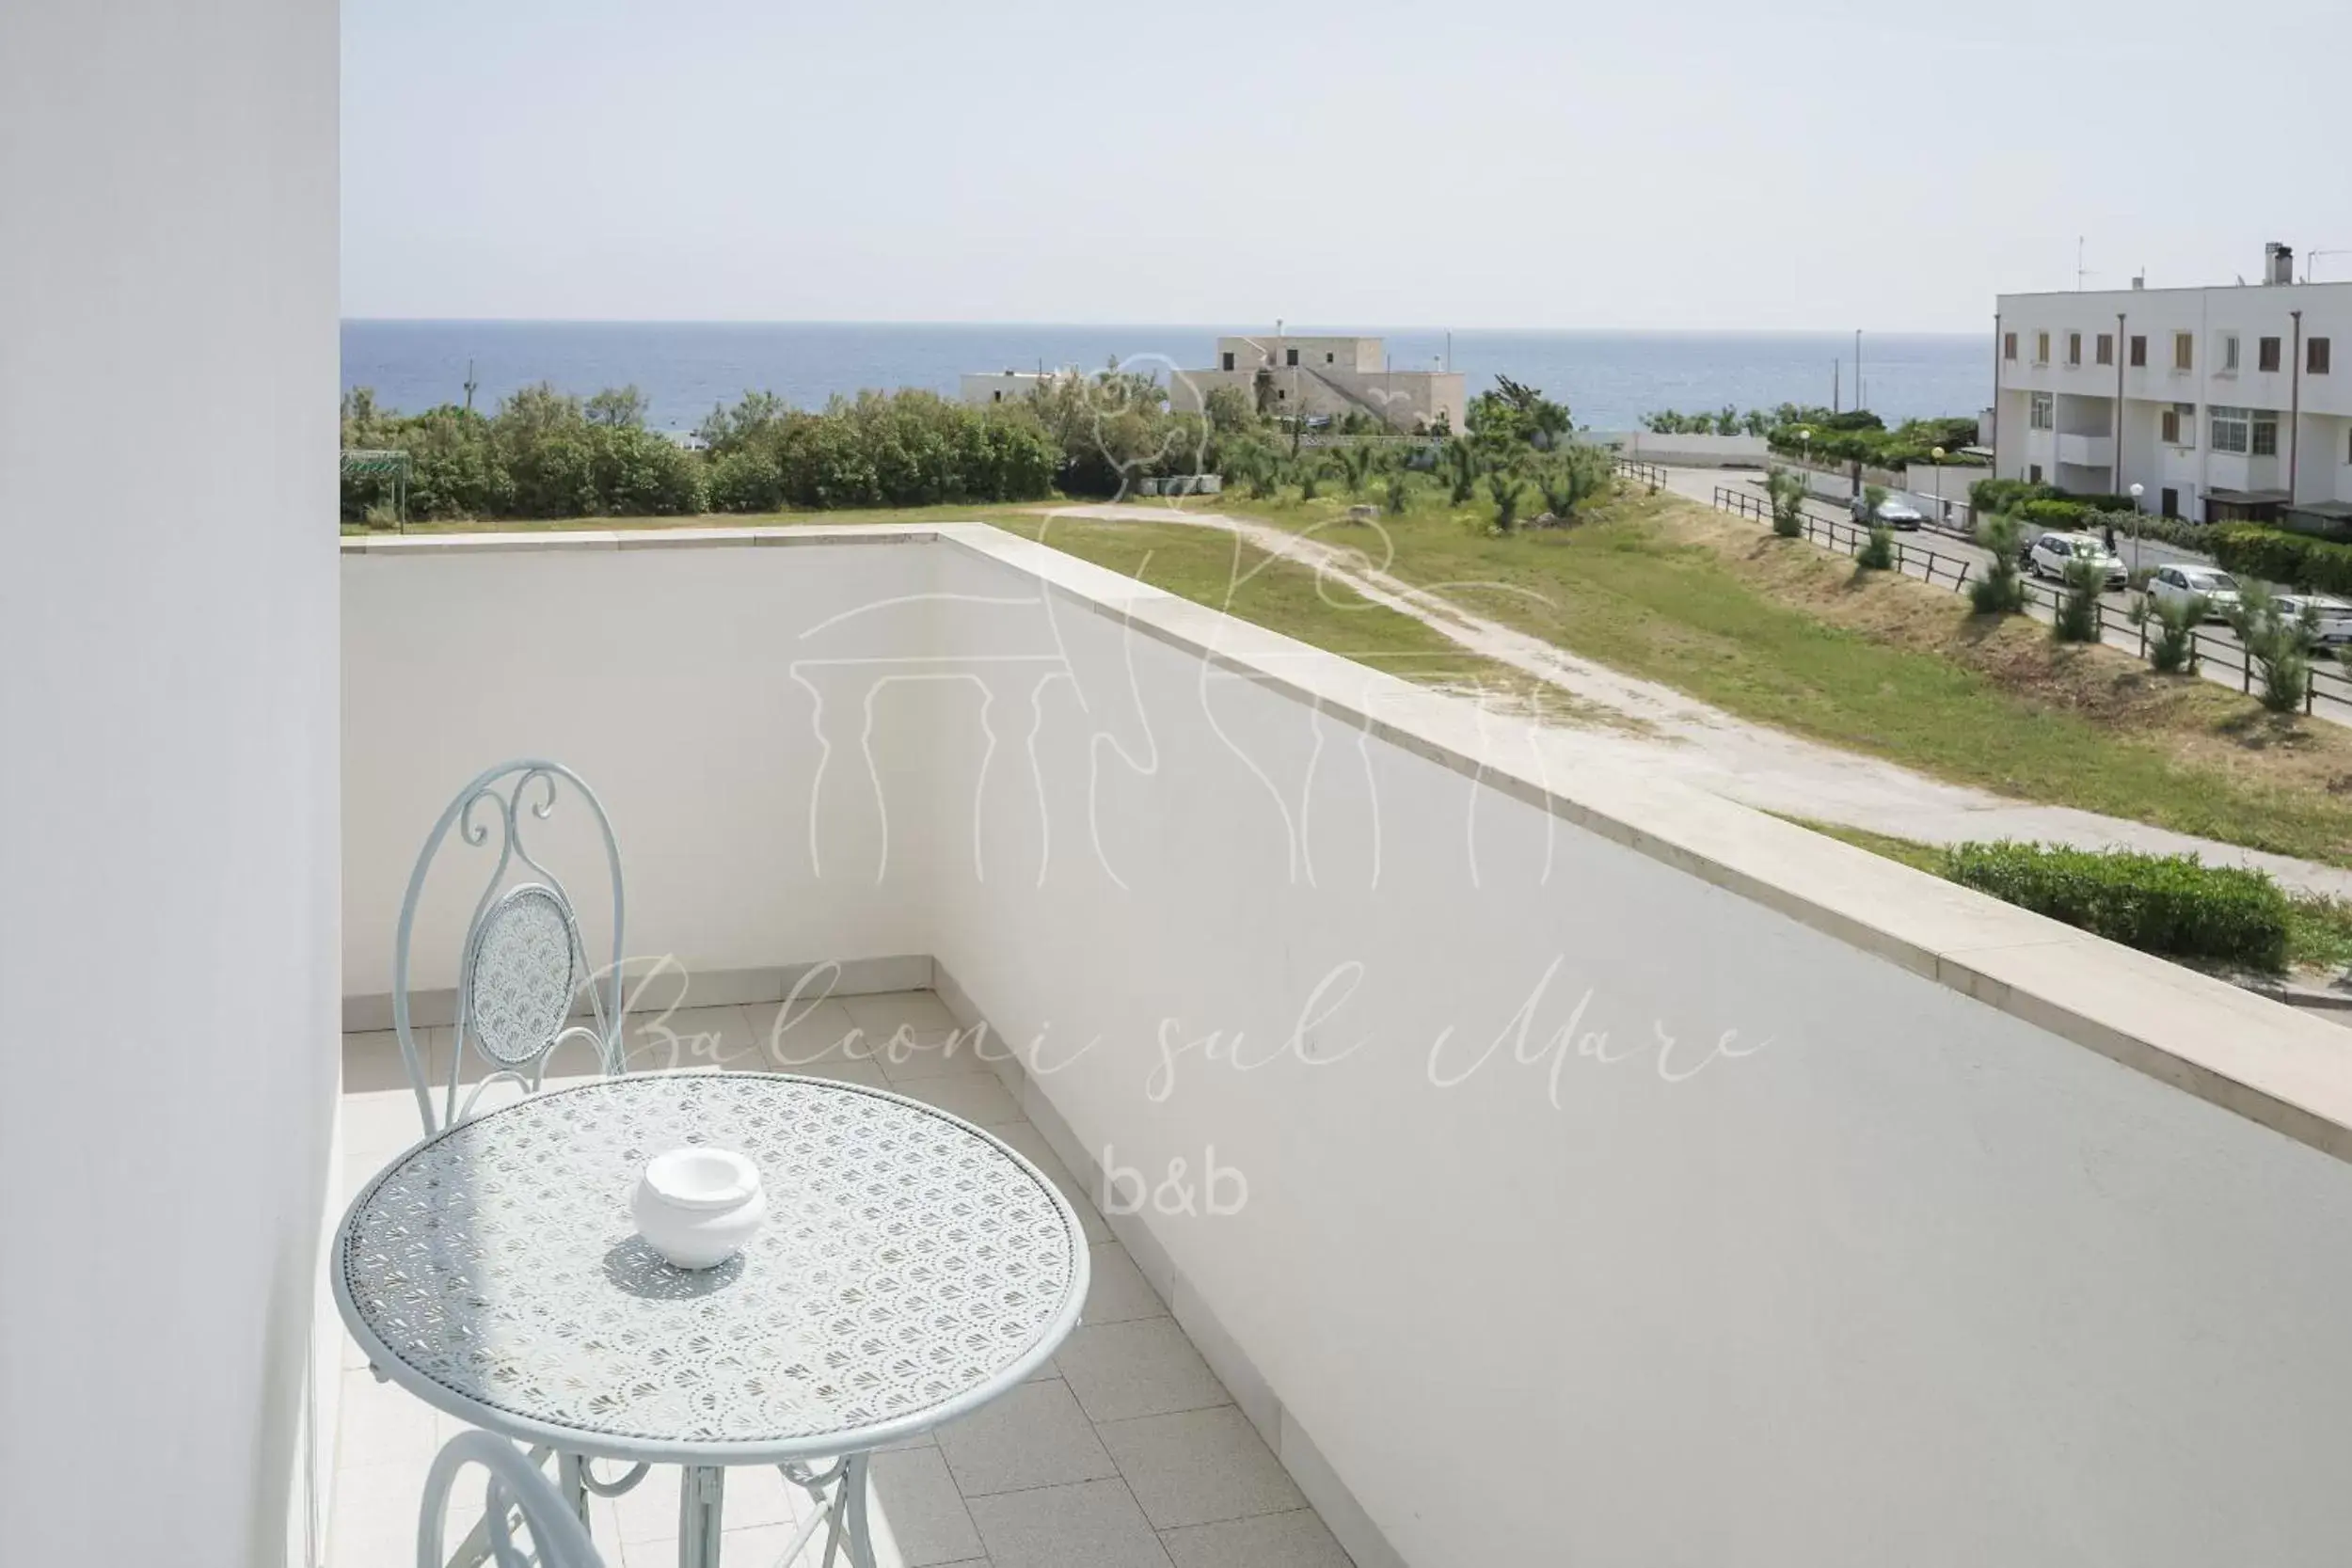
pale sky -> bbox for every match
[342,0,2352,332]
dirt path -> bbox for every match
[1044,501,2352,899]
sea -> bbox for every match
[341,321,1990,436]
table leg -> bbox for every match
[842,1453,875,1568]
[677,1465,725,1568]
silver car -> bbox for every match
[2146,564,2242,623]
[1850,494,1926,531]
[2026,531,2128,589]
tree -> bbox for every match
[1970,512,2031,614]
[2130,592,2205,673]
[2229,584,2316,713]
[1856,522,1894,570]
[1764,467,1809,538]
[584,386,649,428]
[1468,375,1572,451]
[1442,440,1480,505]
[1713,404,1740,436]
[1486,471,1528,534]
[1333,442,1376,496]
[1385,471,1410,515]
[1201,385,1257,436]
[2054,557,2104,642]
[1534,445,1612,524]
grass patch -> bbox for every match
[997,512,1623,728]
[1195,480,2352,866]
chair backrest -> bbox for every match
[392,760,626,1135]
[418,1432,606,1568]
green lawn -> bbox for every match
[1182,483,2352,866]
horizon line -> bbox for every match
[340,315,1985,338]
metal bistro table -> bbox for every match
[334,1071,1089,1568]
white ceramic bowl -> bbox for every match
[630,1147,767,1270]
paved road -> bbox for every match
[1654,466,2352,727]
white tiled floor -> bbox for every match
[328,993,1353,1568]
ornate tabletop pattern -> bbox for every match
[341,1073,1082,1452]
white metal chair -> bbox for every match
[420,1433,606,1568]
[391,760,628,1136]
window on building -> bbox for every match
[2162,402,2196,447]
[2162,487,2179,518]
[2312,338,2333,374]
[2259,336,2282,373]
[2174,332,2194,371]
[2130,335,2147,368]
[2218,333,2241,373]
[1285,348,1298,367]
[2252,410,2279,456]
[2028,463,2044,483]
[2028,391,2054,430]
[2036,331,2051,364]
[2096,333,2113,366]
[2211,404,2250,453]
[2160,407,2179,444]
[1325,353,1334,363]
[2067,332,2083,366]
[2003,331,2018,361]
[991,390,1004,403]
[1221,351,1235,372]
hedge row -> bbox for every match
[2207,525,2352,596]
[1942,841,2289,970]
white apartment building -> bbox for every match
[1994,245,2352,525]
[1168,333,1468,435]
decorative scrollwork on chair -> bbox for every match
[390,760,627,1136]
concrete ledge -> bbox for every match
[343,521,2352,1168]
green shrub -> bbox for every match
[1764,467,1808,537]
[2017,497,2096,531]
[1385,472,1410,515]
[1486,471,1527,534]
[1969,476,2051,515]
[2053,556,2104,642]
[1943,841,2290,970]
[2210,524,2352,596]
[2130,592,2204,673]
[1856,523,1893,569]
[2228,583,2315,714]
[1970,512,2030,614]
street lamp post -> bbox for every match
[1799,427,1812,469]
[2129,483,2146,576]
[1931,445,1946,527]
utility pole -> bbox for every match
[1832,360,1840,414]
[463,358,478,413]
[1853,329,1863,415]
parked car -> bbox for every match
[1850,494,1926,531]
[2025,531,2127,589]
[2145,564,2242,623]
[2274,593,2352,652]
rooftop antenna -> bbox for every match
[462,358,478,412]
[2074,237,2096,292]
[2307,249,2352,283]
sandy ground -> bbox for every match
[1046,500,2352,899]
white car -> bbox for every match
[2145,564,2243,623]
[2025,531,2127,589]
[2275,594,2352,651]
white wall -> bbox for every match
[341,539,948,1003]
[917,540,2352,1567]
[0,4,340,1566]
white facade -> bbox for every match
[1995,249,2352,522]
[0,2,341,1566]
[1169,334,1469,435]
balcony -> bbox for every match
[318,524,2352,1566]
[2056,432,2115,467]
